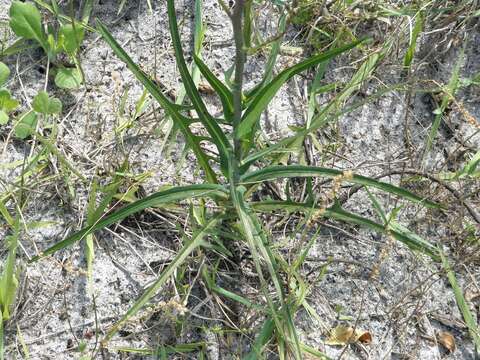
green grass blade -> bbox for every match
[0,309,3,360]
[30,184,228,262]
[167,0,232,172]
[244,11,287,102]
[403,11,423,68]
[243,318,274,360]
[193,55,234,120]
[423,45,464,159]
[441,252,480,356]
[241,165,440,208]
[103,215,222,342]
[231,186,302,359]
[237,38,367,139]
[96,20,218,183]
[251,200,440,259]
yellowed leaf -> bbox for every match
[325,325,372,346]
[438,331,455,352]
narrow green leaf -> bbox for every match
[30,184,228,262]
[193,55,234,119]
[237,39,367,139]
[167,0,232,173]
[251,200,439,259]
[104,215,222,342]
[97,19,218,183]
[403,11,423,68]
[441,252,480,356]
[230,185,302,359]
[424,45,464,158]
[242,165,440,208]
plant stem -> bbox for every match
[231,0,246,174]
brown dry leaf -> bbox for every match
[438,331,455,352]
[325,325,373,346]
[198,83,215,95]
[358,331,372,344]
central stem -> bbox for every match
[231,0,246,173]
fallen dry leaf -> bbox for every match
[325,325,373,346]
[358,331,372,344]
[438,331,455,352]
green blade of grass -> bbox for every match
[193,55,234,120]
[237,38,368,140]
[423,45,464,160]
[103,215,222,342]
[117,342,205,355]
[251,200,439,259]
[96,20,218,184]
[403,11,424,68]
[30,184,228,262]
[230,185,302,359]
[441,252,480,356]
[167,0,232,173]
[241,165,440,208]
[243,318,274,360]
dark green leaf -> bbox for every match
[167,0,232,173]
[237,39,367,139]
[30,184,228,262]
[193,54,234,120]
[242,165,440,208]
[9,1,47,50]
[97,19,219,184]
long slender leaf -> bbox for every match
[423,45,464,159]
[97,20,218,183]
[241,165,440,208]
[30,184,228,262]
[230,185,302,359]
[193,55,234,120]
[103,215,222,342]
[237,38,368,139]
[167,0,232,172]
[441,252,480,356]
[251,200,439,259]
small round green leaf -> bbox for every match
[60,24,85,55]
[14,111,37,139]
[0,110,8,125]
[0,62,10,87]
[32,90,62,114]
[0,89,19,112]
[55,68,82,89]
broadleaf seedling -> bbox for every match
[8,1,85,89]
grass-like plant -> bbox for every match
[29,0,443,357]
